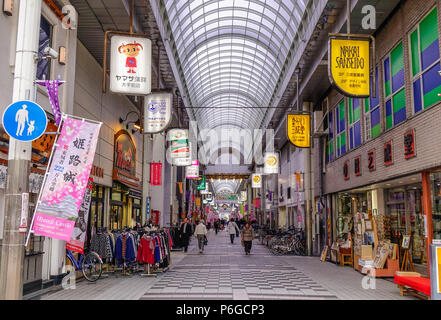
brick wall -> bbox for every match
[323,0,441,194]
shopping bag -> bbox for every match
[204,235,208,245]
[236,230,239,237]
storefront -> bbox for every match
[331,173,427,270]
[110,130,141,230]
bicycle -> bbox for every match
[65,249,103,282]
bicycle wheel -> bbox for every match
[81,251,103,282]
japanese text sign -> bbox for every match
[110,35,152,95]
[287,114,310,148]
[329,38,370,97]
[31,117,101,242]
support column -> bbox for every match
[0,0,42,300]
[304,102,313,256]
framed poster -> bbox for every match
[402,235,411,249]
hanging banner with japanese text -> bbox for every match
[110,35,152,95]
[287,114,310,148]
[328,38,370,97]
[66,177,94,253]
[150,162,162,186]
[144,92,172,133]
[31,117,101,242]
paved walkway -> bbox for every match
[37,229,415,300]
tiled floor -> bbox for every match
[37,229,416,300]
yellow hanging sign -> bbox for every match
[287,114,310,148]
[329,38,370,97]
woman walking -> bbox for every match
[241,222,255,255]
[228,218,240,244]
[194,220,208,254]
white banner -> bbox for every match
[169,129,190,159]
[251,173,262,188]
[144,92,172,133]
[172,142,192,166]
[186,160,199,179]
[110,35,152,95]
[264,152,279,174]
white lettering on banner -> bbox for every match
[30,117,101,242]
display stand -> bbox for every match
[140,264,157,277]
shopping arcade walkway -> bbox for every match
[37,229,415,300]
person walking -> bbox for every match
[241,222,255,255]
[214,220,219,235]
[194,220,208,254]
[179,218,193,252]
[228,218,240,244]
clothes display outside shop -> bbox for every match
[90,229,114,263]
[115,231,137,264]
[136,229,173,269]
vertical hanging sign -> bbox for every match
[287,114,311,148]
[31,117,101,242]
[186,160,199,179]
[264,152,279,174]
[251,173,262,188]
[66,177,94,253]
[144,92,172,133]
[110,35,152,95]
[328,38,370,97]
[150,162,162,186]
[169,129,190,158]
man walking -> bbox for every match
[194,220,208,254]
[228,218,240,244]
[179,218,193,252]
[214,220,220,235]
[241,222,255,255]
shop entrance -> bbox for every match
[110,204,123,230]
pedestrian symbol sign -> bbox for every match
[2,100,48,141]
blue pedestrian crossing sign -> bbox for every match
[2,100,48,142]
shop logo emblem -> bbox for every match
[118,41,144,74]
[253,175,261,183]
[266,155,277,167]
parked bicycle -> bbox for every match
[65,249,103,282]
[268,228,306,256]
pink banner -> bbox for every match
[32,117,101,242]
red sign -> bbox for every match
[150,162,162,186]
[151,210,160,225]
[368,149,375,171]
[354,156,361,176]
[253,198,261,209]
[404,130,416,159]
[343,161,349,180]
[384,141,393,166]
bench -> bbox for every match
[394,272,431,300]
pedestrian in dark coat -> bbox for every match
[241,222,255,255]
[179,218,193,252]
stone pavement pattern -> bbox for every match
[38,229,415,300]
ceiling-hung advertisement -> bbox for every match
[251,173,262,188]
[144,92,172,133]
[169,129,190,159]
[287,114,310,148]
[172,142,192,166]
[328,38,370,98]
[186,160,199,179]
[110,35,152,95]
[264,152,279,174]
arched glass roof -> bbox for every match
[211,179,241,194]
[164,0,310,130]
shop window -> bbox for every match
[348,98,361,150]
[430,172,441,240]
[37,16,52,80]
[335,99,346,157]
[383,42,406,129]
[364,67,381,140]
[410,8,441,113]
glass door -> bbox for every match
[110,205,123,230]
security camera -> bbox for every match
[43,46,59,60]
[438,70,441,77]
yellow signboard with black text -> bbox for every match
[287,114,310,148]
[329,38,370,97]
